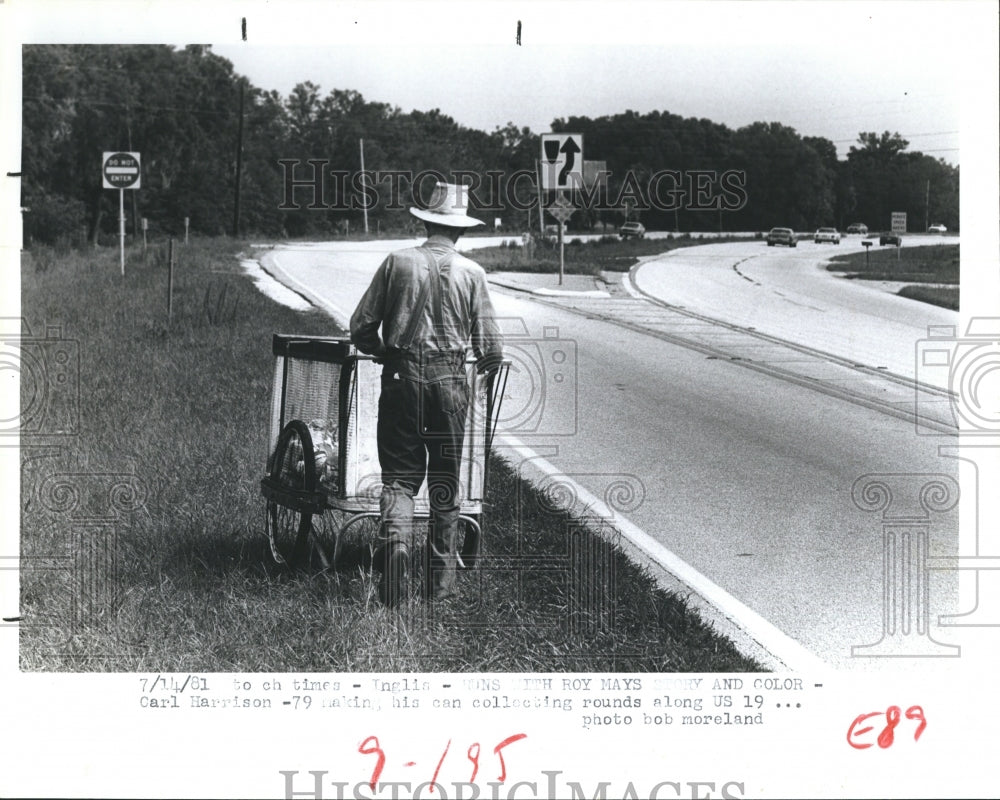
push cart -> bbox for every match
[260,334,509,573]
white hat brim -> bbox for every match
[409,207,484,228]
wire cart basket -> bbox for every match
[260,334,509,571]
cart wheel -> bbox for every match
[265,420,317,568]
[266,501,311,568]
[459,516,482,569]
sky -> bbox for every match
[3,0,983,167]
[210,40,961,164]
[207,5,968,165]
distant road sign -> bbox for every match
[891,211,907,234]
[541,134,583,190]
[546,194,575,223]
[102,151,141,190]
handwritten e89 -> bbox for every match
[847,705,927,750]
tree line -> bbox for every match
[21,44,959,245]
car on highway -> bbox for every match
[879,232,903,246]
[766,227,797,247]
[927,224,948,233]
[619,221,646,240]
[845,223,868,234]
[813,227,841,244]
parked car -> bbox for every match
[619,221,646,240]
[879,232,903,246]
[927,224,948,233]
[766,227,797,247]
[846,223,868,234]
[814,227,841,244]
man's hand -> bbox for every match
[372,345,394,365]
[476,353,503,376]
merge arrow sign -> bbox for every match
[557,137,580,186]
[540,134,584,190]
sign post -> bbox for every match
[118,189,125,271]
[862,239,873,268]
[540,134,583,285]
[168,238,175,324]
[547,193,575,285]
[891,212,906,262]
[534,160,545,234]
[102,151,141,275]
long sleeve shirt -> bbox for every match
[350,235,504,367]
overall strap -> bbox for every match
[397,246,445,352]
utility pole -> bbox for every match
[360,138,369,234]
[233,80,245,237]
[535,160,544,234]
[127,115,138,237]
[925,179,930,231]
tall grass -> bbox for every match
[19,239,760,672]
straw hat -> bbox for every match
[409,182,484,228]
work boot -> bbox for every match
[425,514,460,601]
[423,552,459,601]
[379,544,409,608]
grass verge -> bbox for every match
[896,285,959,311]
[19,238,762,672]
[826,243,959,310]
[474,234,756,277]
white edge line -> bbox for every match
[257,250,352,329]
[620,269,641,300]
[532,288,611,298]
[500,433,828,673]
[257,250,827,672]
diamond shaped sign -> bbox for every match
[547,194,575,223]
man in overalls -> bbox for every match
[350,182,504,606]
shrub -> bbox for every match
[21,189,87,247]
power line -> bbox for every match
[830,130,959,143]
[22,94,237,118]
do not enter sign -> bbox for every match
[102,151,141,190]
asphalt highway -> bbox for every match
[632,235,960,388]
[256,237,962,670]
